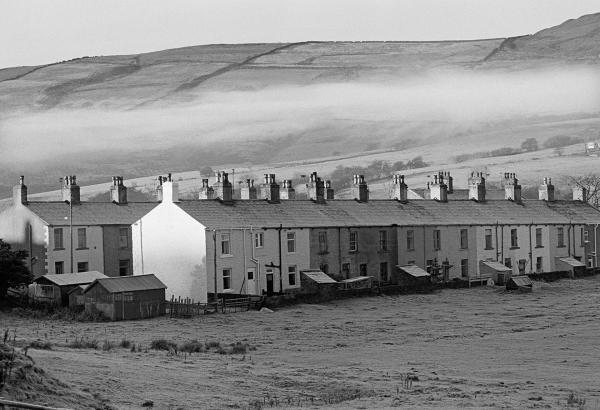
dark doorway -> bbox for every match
[266,273,274,295]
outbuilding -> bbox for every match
[392,265,432,290]
[506,275,533,292]
[30,271,108,306]
[300,269,338,296]
[555,257,586,278]
[479,261,512,285]
[83,274,166,321]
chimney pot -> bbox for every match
[110,176,128,204]
[539,177,555,201]
[13,176,28,205]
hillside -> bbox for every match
[0,12,599,199]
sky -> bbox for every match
[1,0,599,69]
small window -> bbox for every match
[119,227,129,248]
[406,230,414,251]
[222,268,232,290]
[55,261,64,275]
[433,230,441,251]
[359,263,367,276]
[288,265,297,286]
[379,262,388,281]
[584,229,589,242]
[54,228,64,249]
[287,232,296,253]
[460,229,468,249]
[349,231,358,252]
[318,231,328,253]
[518,259,527,274]
[342,263,350,279]
[119,259,130,276]
[484,229,493,250]
[504,258,512,268]
[254,232,264,248]
[460,259,469,278]
[77,228,87,249]
[510,228,518,248]
[535,227,543,247]
[378,231,388,251]
[319,263,329,274]
[536,256,543,273]
[77,261,88,272]
[587,256,594,268]
[247,270,254,280]
[557,227,565,247]
[221,233,231,256]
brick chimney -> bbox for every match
[326,180,335,200]
[392,174,408,202]
[280,179,296,200]
[155,176,163,202]
[260,174,280,203]
[538,177,555,202]
[199,178,216,200]
[438,171,453,194]
[213,171,233,203]
[13,176,28,205]
[429,174,447,202]
[61,175,80,204]
[468,171,486,202]
[159,173,179,203]
[240,179,257,200]
[306,172,325,203]
[352,175,369,202]
[573,186,587,202]
[504,172,522,202]
[110,176,127,204]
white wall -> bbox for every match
[132,199,207,303]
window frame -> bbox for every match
[460,259,469,278]
[536,256,543,273]
[379,262,388,281]
[77,227,87,249]
[119,259,130,276]
[557,227,565,247]
[222,268,232,290]
[287,231,296,253]
[484,228,493,250]
[54,228,64,250]
[54,261,64,275]
[406,230,414,251]
[510,228,519,248]
[460,229,468,249]
[288,265,297,286]
[119,227,129,249]
[220,233,231,256]
[378,230,388,252]
[318,231,328,253]
[433,229,441,251]
[349,231,358,252]
[77,261,88,273]
[535,227,543,248]
[254,232,264,248]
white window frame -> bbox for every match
[287,232,296,253]
[349,231,358,252]
[221,233,231,256]
[254,232,264,248]
[288,265,297,286]
[222,268,232,290]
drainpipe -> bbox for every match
[212,230,218,302]
[278,224,283,293]
[494,222,499,262]
[250,226,260,293]
[528,223,533,273]
[501,225,504,267]
[571,222,576,259]
[595,224,598,267]
[567,224,572,257]
[422,226,427,269]
[239,228,247,294]
[338,227,342,274]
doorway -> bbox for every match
[266,273,274,295]
[246,268,258,295]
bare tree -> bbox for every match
[566,173,600,207]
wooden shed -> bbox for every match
[300,269,339,296]
[83,274,167,321]
[479,261,512,285]
[339,276,374,290]
[68,285,89,308]
[30,271,107,306]
[392,265,432,290]
[555,257,586,279]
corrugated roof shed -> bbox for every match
[177,199,600,229]
[482,261,512,272]
[85,274,167,294]
[340,276,374,283]
[25,201,157,225]
[558,257,586,267]
[301,270,338,284]
[397,265,430,277]
[35,271,107,286]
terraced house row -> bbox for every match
[1,171,599,304]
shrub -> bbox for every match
[29,340,52,350]
[150,339,177,351]
[543,135,583,149]
[119,339,132,349]
[179,339,205,353]
[101,340,115,351]
[205,341,221,349]
[68,337,99,349]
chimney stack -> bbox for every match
[158,173,179,203]
[468,171,486,202]
[280,179,296,200]
[199,178,216,199]
[110,176,128,204]
[213,171,233,203]
[352,175,369,202]
[307,172,325,203]
[504,172,522,202]
[61,175,81,205]
[13,175,28,205]
[240,179,257,200]
[260,173,280,203]
[392,174,408,202]
[573,185,587,202]
[325,180,335,200]
[429,174,448,202]
[538,177,555,202]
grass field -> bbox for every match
[2,276,600,409]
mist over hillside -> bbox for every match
[0,12,599,198]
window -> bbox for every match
[222,268,231,290]
[318,231,328,253]
[504,258,512,268]
[460,229,468,249]
[557,227,565,247]
[287,232,296,253]
[379,262,388,282]
[54,228,64,249]
[119,259,130,276]
[221,233,231,256]
[77,228,87,249]
[119,227,129,248]
[584,229,589,242]
[359,263,367,276]
[378,231,388,251]
[320,263,329,274]
[342,263,350,279]
[433,230,441,251]
[461,259,469,278]
[349,231,358,252]
[535,227,543,247]
[406,230,414,251]
[518,259,527,274]
[254,232,264,248]
[536,257,543,273]
[587,256,594,268]
[484,229,493,250]
[54,261,64,275]
[288,266,297,286]
[77,261,88,272]
[510,228,518,248]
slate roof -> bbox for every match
[397,265,430,277]
[34,271,107,286]
[25,201,158,225]
[481,261,512,272]
[409,188,515,200]
[177,199,600,229]
[85,274,167,294]
[558,257,586,267]
[301,270,338,284]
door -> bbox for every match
[266,273,274,296]
[246,268,258,295]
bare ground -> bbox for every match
[2,277,600,409]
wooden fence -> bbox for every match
[167,295,264,318]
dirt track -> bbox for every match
[2,277,600,409]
